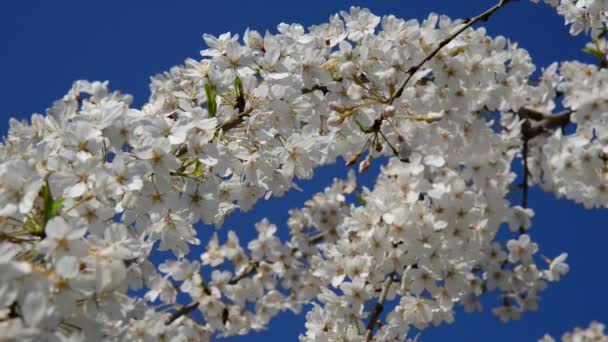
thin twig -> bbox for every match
[228,261,259,285]
[520,135,530,234]
[388,0,512,104]
[165,232,325,325]
[166,301,200,325]
[516,107,573,234]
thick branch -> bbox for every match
[517,107,548,121]
[364,273,396,341]
[389,0,512,104]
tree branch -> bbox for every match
[364,273,396,341]
[228,261,259,285]
[166,301,200,325]
[516,107,573,233]
[389,0,512,104]
[165,232,325,325]
[520,109,573,140]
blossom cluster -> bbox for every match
[0,1,606,341]
[531,0,608,36]
[301,152,566,340]
[539,321,608,342]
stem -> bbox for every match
[520,137,530,234]
[215,111,251,135]
[166,301,199,325]
[388,0,512,104]
[228,261,259,285]
[378,130,403,162]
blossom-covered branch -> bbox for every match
[0,0,607,341]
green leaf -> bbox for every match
[354,193,367,206]
[50,198,64,217]
[582,47,605,61]
[234,76,244,97]
[595,27,608,41]
[39,179,64,231]
[233,76,246,112]
[204,83,217,117]
[41,182,54,225]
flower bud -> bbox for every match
[426,111,444,121]
[346,83,363,100]
[384,67,397,86]
[358,154,372,173]
[346,150,363,166]
[382,105,396,118]
[328,101,346,113]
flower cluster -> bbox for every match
[531,0,608,36]
[301,151,567,340]
[0,1,606,341]
[525,61,608,208]
[540,321,608,342]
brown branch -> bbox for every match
[364,273,396,341]
[389,0,512,104]
[302,85,329,95]
[517,107,547,121]
[515,107,573,233]
[228,261,259,285]
[166,301,199,325]
[308,232,326,245]
[520,109,573,140]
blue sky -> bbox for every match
[1,1,606,341]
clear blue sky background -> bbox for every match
[1,1,606,341]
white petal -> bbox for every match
[424,154,445,167]
[45,217,69,238]
[56,256,79,279]
[22,292,47,326]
